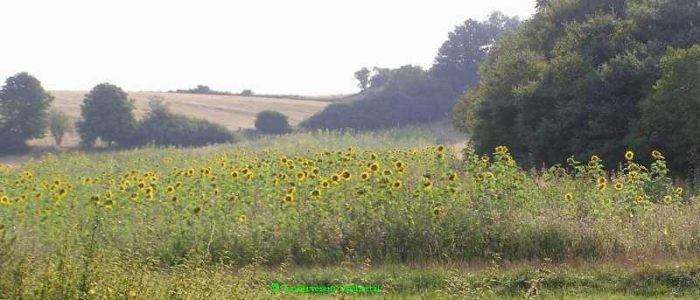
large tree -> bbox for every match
[0,72,53,151]
[76,83,136,148]
[431,12,520,95]
[454,0,700,169]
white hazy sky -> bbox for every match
[0,0,536,95]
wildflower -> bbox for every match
[564,193,574,201]
[624,150,634,161]
[422,180,433,192]
[361,172,370,181]
[614,182,624,191]
[676,187,684,195]
[663,195,673,204]
[598,182,607,191]
[137,181,146,189]
[311,168,320,175]
[104,199,114,209]
[0,196,9,205]
[652,150,664,160]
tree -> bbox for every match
[453,0,700,169]
[637,45,700,172]
[241,89,254,96]
[48,109,73,147]
[0,72,53,151]
[354,67,370,90]
[430,12,520,94]
[255,111,292,134]
[76,83,137,148]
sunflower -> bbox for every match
[598,182,607,191]
[0,196,9,205]
[166,186,175,194]
[392,180,403,190]
[137,181,146,189]
[361,172,370,181]
[341,170,351,180]
[433,206,445,215]
[383,170,393,176]
[437,153,445,159]
[422,180,433,192]
[296,172,306,181]
[597,177,607,185]
[331,174,341,183]
[651,150,664,160]
[614,182,624,191]
[284,194,295,203]
[238,215,247,223]
[103,199,114,209]
[311,168,320,175]
[663,195,673,204]
[676,187,684,195]
[437,145,445,153]
[481,156,490,163]
[281,157,288,164]
[175,182,183,189]
[321,180,330,188]
[448,173,458,181]
[590,155,600,162]
[230,171,239,178]
[624,150,634,161]
[395,161,404,169]
[310,189,321,198]
[564,193,574,201]
[370,163,380,172]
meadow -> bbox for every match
[2,125,700,298]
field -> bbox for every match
[2,125,700,298]
[29,91,331,148]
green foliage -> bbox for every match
[76,83,137,148]
[240,89,254,96]
[133,100,237,147]
[431,11,520,94]
[301,66,455,130]
[255,110,292,134]
[354,67,371,90]
[47,109,73,147]
[0,73,53,151]
[455,0,700,169]
[638,45,700,172]
[173,85,233,96]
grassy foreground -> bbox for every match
[1,126,700,298]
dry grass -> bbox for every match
[27,91,330,148]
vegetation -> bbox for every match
[47,109,73,147]
[454,0,700,171]
[301,65,455,130]
[171,85,233,96]
[76,83,137,148]
[0,73,53,152]
[301,12,518,131]
[255,110,292,135]
[1,125,699,297]
[133,100,237,147]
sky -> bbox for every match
[0,0,536,96]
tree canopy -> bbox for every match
[454,0,700,170]
[0,73,53,151]
[77,83,137,148]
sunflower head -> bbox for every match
[370,163,380,172]
[392,180,403,190]
[564,193,574,201]
[284,194,294,203]
[361,172,370,181]
[624,150,634,161]
[663,195,673,204]
[321,180,330,188]
[651,150,665,160]
[614,182,624,191]
[311,189,321,198]
[238,215,247,223]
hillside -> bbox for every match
[30,91,331,147]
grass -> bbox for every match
[1,125,699,298]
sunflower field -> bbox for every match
[1,130,700,298]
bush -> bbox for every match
[240,89,254,96]
[133,100,236,147]
[255,110,292,134]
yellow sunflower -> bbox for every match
[624,150,634,161]
[564,193,574,201]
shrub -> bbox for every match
[134,100,236,147]
[255,110,292,134]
